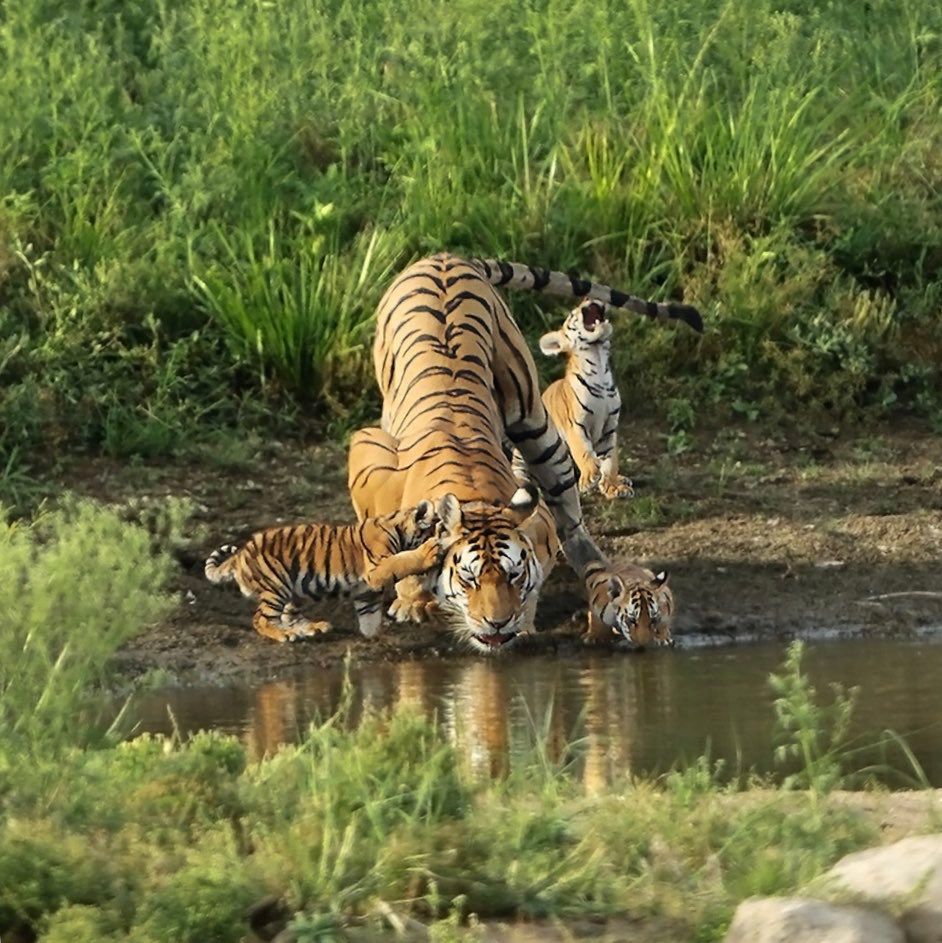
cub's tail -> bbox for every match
[472,258,703,333]
[204,544,241,584]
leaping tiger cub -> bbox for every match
[204,499,448,643]
[347,253,700,650]
[529,299,632,499]
[584,560,675,648]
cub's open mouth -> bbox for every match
[581,302,606,330]
[473,631,517,649]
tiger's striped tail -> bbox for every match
[472,258,704,333]
[204,544,241,584]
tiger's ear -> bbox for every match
[436,493,463,532]
[506,484,540,526]
[608,573,626,599]
[413,499,435,528]
[539,330,571,356]
[653,570,669,587]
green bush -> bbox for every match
[40,904,122,943]
[0,824,125,935]
[0,500,174,754]
[132,862,256,943]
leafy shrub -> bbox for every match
[131,862,256,943]
[40,905,122,943]
[0,500,174,754]
[0,824,124,936]
[770,640,858,794]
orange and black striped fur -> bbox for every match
[518,299,632,499]
[204,500,445,643]
[347,254,699,649]
[584,560,675,648]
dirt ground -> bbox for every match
[52,418,942,685]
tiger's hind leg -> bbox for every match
[252,594,331,643]
[348,426,403,520]
[492,320,601,573]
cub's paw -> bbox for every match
[417,535,445,571]
[599,475,634,499]
[364,570,389,592]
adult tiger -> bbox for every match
[347,253,700,651]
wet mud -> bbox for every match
[52,420,942,685]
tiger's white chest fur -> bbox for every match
[566,339,620,448]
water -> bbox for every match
[130,638,942,786]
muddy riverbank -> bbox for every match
[53,420,942,685]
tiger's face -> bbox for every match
[604,571,674,648]
[433,488,544,653]
[539,300,613,356]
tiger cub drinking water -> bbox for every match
[583,560,674,648]
[535,300,633,499]
[204,499,449,643]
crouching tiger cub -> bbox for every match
[583,560,675,648]
[204,499,449,643]
[515,299,632,499]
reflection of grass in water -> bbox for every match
[5,625,928,942]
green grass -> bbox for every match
[0,499,176,755]
[0,655,883,943]
[0,539,922,943]
[0,488,928,943]
[1,0,941,479]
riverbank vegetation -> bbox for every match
[0,504,934,941]
[2,0,942,511]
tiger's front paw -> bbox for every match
[599,475,634,499]
[581,610,611,644]
[388,591,439,624]
[285,619,332,641]
[578,457,601,493]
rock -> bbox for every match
[824,835,942,943]
[724,897,903,943]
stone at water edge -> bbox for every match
[724,897,903,943]
[823,834,942,943]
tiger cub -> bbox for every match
[583,560,674,648]
[204,499,449,643]
[537,300,633,499]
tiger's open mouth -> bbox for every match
[582,302,606,330]
[472,631,517,649]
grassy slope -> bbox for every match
[1,0,941,494]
